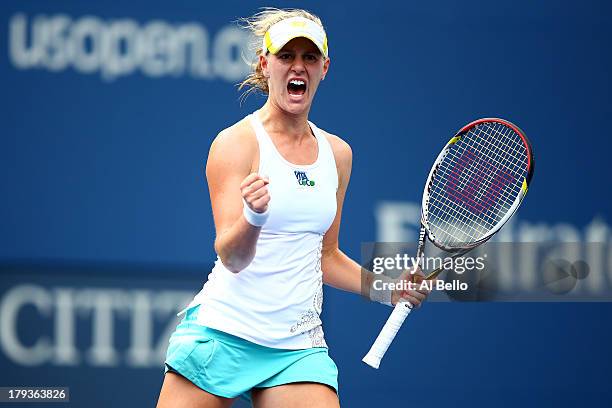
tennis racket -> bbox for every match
[362,118,535,369]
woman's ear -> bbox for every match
[260,54,270,78]
[322,57,330,80]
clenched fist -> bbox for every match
[241,173,270,214]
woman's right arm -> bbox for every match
[205,125,270,273]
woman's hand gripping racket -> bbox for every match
[362,118,535,369]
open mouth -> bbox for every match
[287,79,307,96]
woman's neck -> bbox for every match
[259,100,313,142]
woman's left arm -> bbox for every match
[320,133,362,293]
[321,133,430,307]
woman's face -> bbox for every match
[261,37,330,115]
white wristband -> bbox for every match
[370,273,394,307]
[242,200,270,227]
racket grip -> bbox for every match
[362,301,413,369]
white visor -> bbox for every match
[262,17,328,58]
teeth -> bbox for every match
[289,80,305,85]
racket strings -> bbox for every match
[443,125,524,214]
[445,149,513,212]
[430,123,526,242]
[433,151,521,240]
[426,122,528,247]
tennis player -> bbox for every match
[156,8,430,408]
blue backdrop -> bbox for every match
[2,1,611,407]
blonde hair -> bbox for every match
[237,8,325,100]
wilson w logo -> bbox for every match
[446,149,514,214]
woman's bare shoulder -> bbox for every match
[207,116,258,174]
[318,127,352,167]
[212,116,257,149]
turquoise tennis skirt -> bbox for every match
[164,305,338,401]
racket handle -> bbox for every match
[362,301,413,369]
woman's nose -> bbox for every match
[291,57,306,72]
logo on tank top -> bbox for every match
[294,170,316,187]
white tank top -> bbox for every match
[188,111,338,349]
